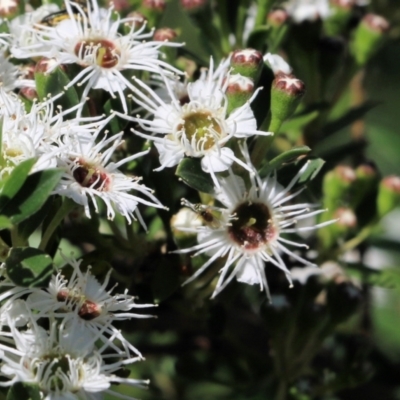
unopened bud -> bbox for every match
[269,73,305,132]
[20,64,36,80]
[324,0,354,36]
[351,13,390,65]
[180,0,207,12]
[154,28,178,42]
[19,87,38,101]
[267,9,288,27]
[231,49,263,80]
[142,0,166,12]
[108,0,130,11]
[35,58,65,74]
[0,0,18,17]
[323,166,356,210]
[377,175,400,217]
[225,74,254,114]
[334,207,357,229]
[126,11,147,29]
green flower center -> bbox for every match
[178,111,223,151]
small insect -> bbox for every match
[39,0,89,27]
[181,198,223,229]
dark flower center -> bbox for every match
[74,39,120,68]
[228,202,276,250]
[72,160,111,191]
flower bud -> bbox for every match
[35,58,66,74]
[266,10,289,52]
[142,0,166,12]
[225,74,254,114]
[377,175,400,217]
[269,72,305,132]
[153,28,178,42]
[230,49,263,80]
[19,87,38,101]
[180,0,207,12]
[324,0,354,36]
[323,166,356,210]
[126,11,147,30]
[351,13,390,66]
[0,0,18,17]
[108,0,130,12]
[267,9,288,27]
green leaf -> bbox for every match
[297,158,326,185]
[7,382,41,400]
[0,215,12,230]
[5,247,53,287]
[35,67,79,111]
[280,110,319,132]
[259,146,311,177]
[0,158,36,211]
[176,158,214,194]
[323,101,380,137]
[1,168,64,224]
[17,197,55,241]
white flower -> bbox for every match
[119,57,270,182]
[285,0,331,23]
[264,53,293,75]
[9,4,60,50]
[11,0,182,113]
[26,257,155,358]
[0,53,35,113]
[0,303,148,399]
[176,151,335,299]
[54,118,165,224]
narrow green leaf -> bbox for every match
[280,110,319,132]
[176,158,214,194]
[7,382,41,400]
[323,101,380,137]
[0,158,36,212]
[1,169,64,224]
[297,158,325,184]
[5,247,53,287]
[259,146,311,177]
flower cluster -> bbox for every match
[0,0,393,397]
[0,258,154,399]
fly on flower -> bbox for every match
[181,198,224,229]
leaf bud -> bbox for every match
[351,163,379,208]
[267,8,288,27]
[142,0,166,12]
[180,0,207,12]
